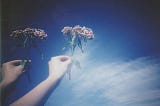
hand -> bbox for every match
[0,60,29,89]
[48,55,72,81]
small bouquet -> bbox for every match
[61,25,94,54]
[10,28,47,59]
[10,28,47,47]
[61,25,95,79]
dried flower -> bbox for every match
[61,25,94,40]
[61,26,72,35]
[61,25,95,54]
[10,27,47,60]
[10,28,47,40]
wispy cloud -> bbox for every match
[68,56,160,106]
[46,47,160,106]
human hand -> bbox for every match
[0,60,30,89]
[48,56,72,82]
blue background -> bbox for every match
[1,0,160,106]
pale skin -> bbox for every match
[0,55,72,106]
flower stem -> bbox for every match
[24,37,29,47]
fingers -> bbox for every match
[59,56,72,65]
[50,56,72,67]
[49,56,72,70]
[20,60,30,67]
[16,60,31,74]
[51,55,72,62]
[60,56,69,62]
[15,60,31,74]
[9,60,31,66]
[16,65,24,75]
[64,57,72,65]
[51,55,69,60]
[9,60,22,65]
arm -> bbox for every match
[10,78,59,106]
[10,55,72,106]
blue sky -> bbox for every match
[2,0,160,106]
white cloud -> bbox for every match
[67,56,160,106]
[46,46,160,106]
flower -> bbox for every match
[82,28,94,39]
[61,25,94,54]
[72,25,94,40]
[10,28,48,40]
[61,25,95,39]
[61,26,72,35]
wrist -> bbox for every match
[46,76,60,84]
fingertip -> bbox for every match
[24,60,31,62]
[28,60,31,62]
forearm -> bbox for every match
[0,81,10,105]
[10,78,59,106]
[0,82,4,91]
[0,81,8,92]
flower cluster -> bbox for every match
[10,28,47,40]
[61,25,95,55]
[61,26,72,35]
[61,25,94,40]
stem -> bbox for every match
[20,60,26,68]
[23,37,29,47]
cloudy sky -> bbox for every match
[45,45,160,106]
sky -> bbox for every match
[1,0,160,106]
